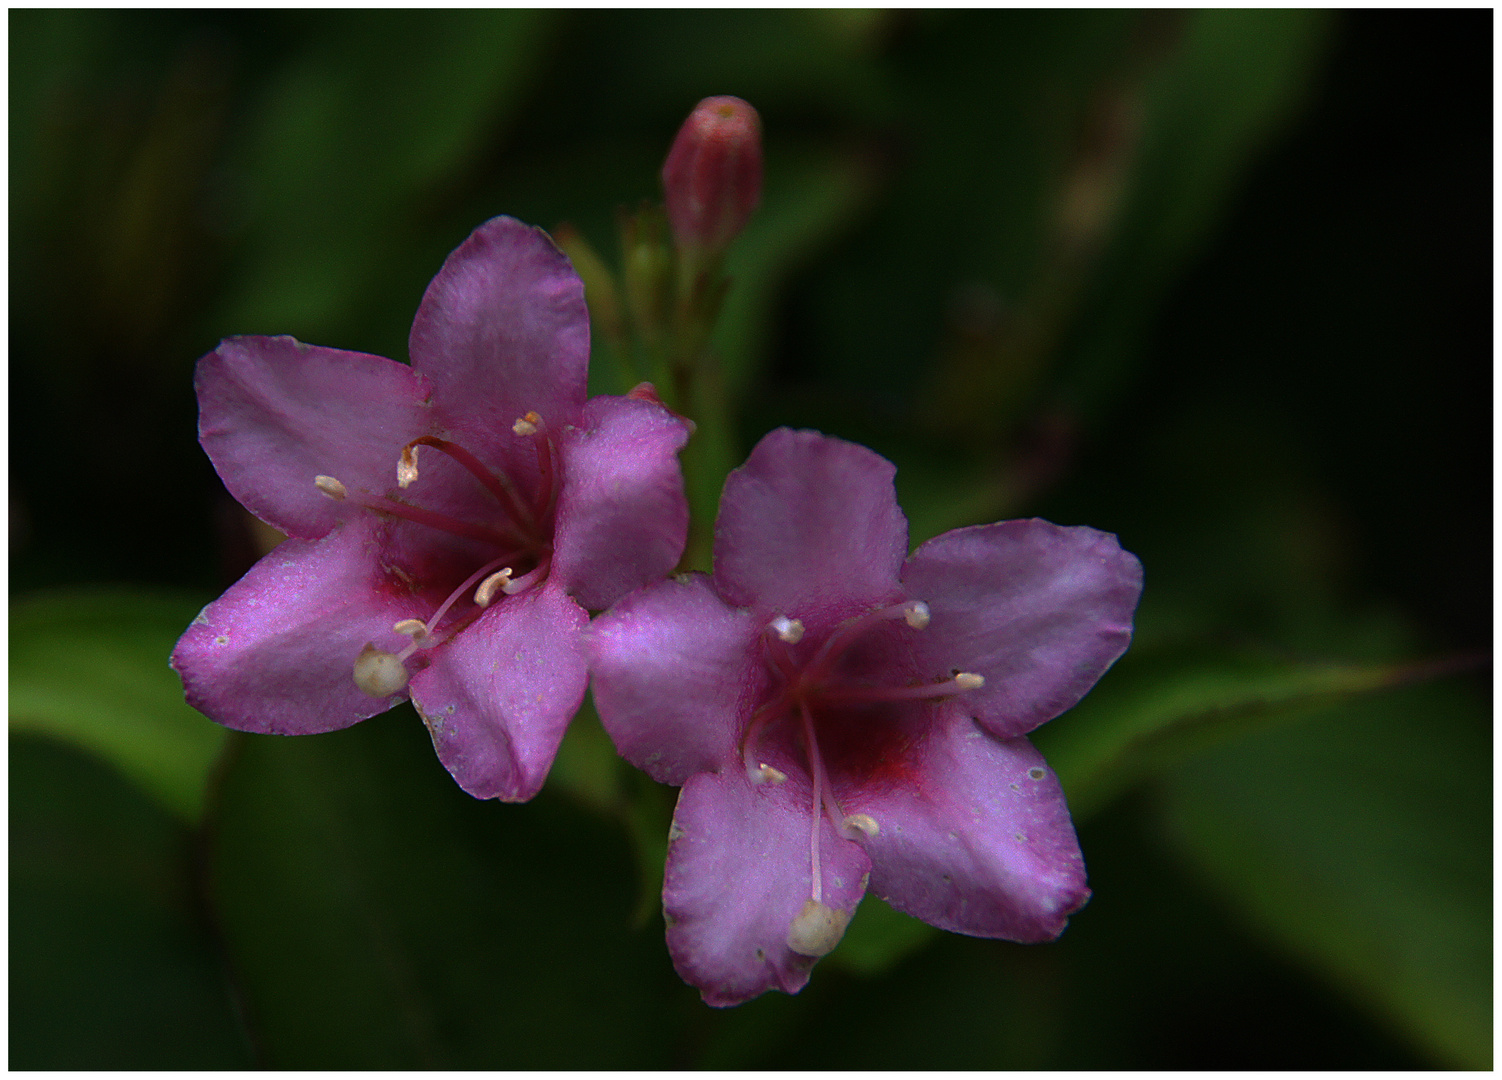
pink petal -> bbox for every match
[408,216,589,462]
[586,575,762,786]
[902,519,1142,739]
[408,583,589,802]
[847,704,1089,941]
[170,518,428,735]
[664,768,871,1007]
[713,428,909,635]
[551,394,691,612]
[196,336,432,539]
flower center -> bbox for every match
[740,599,984,957]
[318,412,560,697]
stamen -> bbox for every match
[749,762,787,785]
[786,899,851,958]
[842,813,880,840]
[396,436,539,535]
[803,599,940,684]
[770,615,804,643]
[314,475,347,500]
[353,643,409,697]
[397,443,421,488]
[422,552,520,638]
[474,568,513,608]
[392,618,429,639]
[362,493,518,547]
[512,412,540,437]
[799,698,829,904]
[819,671,986,704]
[500,561,549,596]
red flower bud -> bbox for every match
[661,96,763,254]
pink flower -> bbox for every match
[587,428,1142,1006]
[172,216,690,802]
[661,95,763,254]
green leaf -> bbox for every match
[826,894,936,977]
[10,733,252,1068]
[208,707,686,1068]
[213,10,556,343]
[9,587,227,822]
[1157,678,1491,1068]
[1034,645,1465,822]
[1061,8,1332,415]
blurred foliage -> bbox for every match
[9,8,1489,1070]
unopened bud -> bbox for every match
[661,95,763,253]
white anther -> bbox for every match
[397,444,420,488]
[474,568,514,608]
[391,618,429,639]
[314,475,347,500]
[353,643,409,697]
[786,899,851,958]
[501,573,529,596]
[512,412,541,437]
[842,813,880,840]
[905,601,931,630]
[750,762,787,785]
[954,672,986,691]
[770,615,804,644]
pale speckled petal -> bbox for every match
[713,428,908,634]
[170,517,427,735]
[551,393,690,612]
[848,704,1089,941]
[902,519,1142,739]
[408,583,589,802]
[587,574,762,786]
[195,336,432,539]
[408,216,589,459]
[664,768,870,1008]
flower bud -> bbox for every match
[661,95,763,254]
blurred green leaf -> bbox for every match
[1062,8,1332,415]
[215,10,556,343]
[1035,645,1466,822]
[1157,678,1490,1068]
[10,734,252,1068]
[208,708,685,1067]
[828,895,936,977]
[9,588,226,822]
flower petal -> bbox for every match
[902,519,1142,739]
[587,574,762,786]
[170,518,427,734]
[849,705,1089,941]
[408,216,589,457]
[408,583,589,802]
[713,428,908,633]
[665,768,871,1007]
[196,335,432,539]
[551,394,691,612]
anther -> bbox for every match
[512,411,542,437]
[474,568,513,608]
[786,899,851,958]
[770,615,804,644]
[905,601,931,630]
[842,813,880,840]
[353,643,409,697]
[954,672,985,690]
[314,475,347,500]
[392,618,429,639]
[397,444,421,488]
[749,762,787,785]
